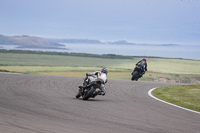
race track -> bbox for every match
[0,73,200,133]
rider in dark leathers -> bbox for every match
[133,58,147,78]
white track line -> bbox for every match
[148,88,200,114]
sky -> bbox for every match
[1,0,200,45]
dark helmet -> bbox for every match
[101,68,108,74]
[143,58,147,61]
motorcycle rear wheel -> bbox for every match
[131,71,139,81]
[83,86,96,100]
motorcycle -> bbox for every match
[76,72,107,100]
[131,65,145,81]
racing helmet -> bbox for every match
[101,68,108,74]
[143,58,147,61]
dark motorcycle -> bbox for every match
[131,65,145,81]
[76,73,107,100]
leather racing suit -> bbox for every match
[84,71,107,95]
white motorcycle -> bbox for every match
[76,72,107,100]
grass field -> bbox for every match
[1,52,200,73]
[153,84,200,112]
[0,50,200,83]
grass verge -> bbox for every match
[0,66,200,83]
[152,84,200,112]
[0,50,200,83]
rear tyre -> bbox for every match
[83,86,96,100]
[131,71,139,81]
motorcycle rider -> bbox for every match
[83,68,108,96]
[133,58,147,78]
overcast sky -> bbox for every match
[1,0,200,44]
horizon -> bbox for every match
[1,0,200,45]
[0,33,198,46]
[1,33,199,46]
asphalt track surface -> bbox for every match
[0,73,200,133]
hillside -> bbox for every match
[0,34,180,48]
[0,34,66,49]
[47,38,180,46]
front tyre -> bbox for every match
[76,91,81,98]
[76,87,82,98]
[83,86,96,100]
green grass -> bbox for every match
[147,58,200,74]
[141,72,200,83]
[152,84,200,112]
[0,52,140,68]
[0,69,9,72]
[0,50,200,83]
[0,66,131,79]
[1,51,200,74]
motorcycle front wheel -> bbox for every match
[76,87,82,98]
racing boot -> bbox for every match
[98,91,105,96]
[91,90,100,98]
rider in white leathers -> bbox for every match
[83,68,108,95]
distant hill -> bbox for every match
[0,34,180,49]
[0,35,66,49]
[47,38,136,45]
[47,38,103,44]
[47,38,180,46]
